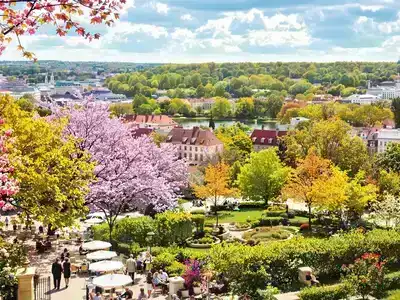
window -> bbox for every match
[184,153,187,158]
[200,154,203,161]
[195,147,198,152]
[184,146,187,150]
[195,154,198,161]
[268,138,273,144]
[189,153,192,159]
[260,138,265,144]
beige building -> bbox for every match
[163,126,223,165]
[123,115,178,131]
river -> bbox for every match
[174,118,277,130]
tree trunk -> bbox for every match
[215,195,219,227]
[308,205,312,230]
[108,222,114,245]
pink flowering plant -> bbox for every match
[183,259,204,288]
[341,253,386,299]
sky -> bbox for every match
[2,0,400,62]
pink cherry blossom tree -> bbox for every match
[61,103,188,241]
[0,122,19,212]
[0,0,126,59]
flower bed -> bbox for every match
[228,222,251,232]
[186,235,221,249]
[243,226,292,243]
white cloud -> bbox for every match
[180,14,193,21]
[171,28,196,40]
[248,30,311,47]
[360,5,384,12]
[150,2,169,15]
[197,17,233,37]
[263,13,305,30]
[353,14,400,34]
[104,21,168,43]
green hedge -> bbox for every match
[258,217,282,226]
[386,271,400,291]
[92,211,193,249]
[299,284,352,300]
[264,210,287,218]
[238,201,266,209]
[210,229,400,295]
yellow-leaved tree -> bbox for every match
[0,95,95,228]
[194,162,237,226]
[283,149,332,228]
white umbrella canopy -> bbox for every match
[82,241,112,251]
[92,274,132,288]
[85,218,104,225]
[89,260,124,272]
[87,250,117,261]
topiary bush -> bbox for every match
[258,217,282,227]
[299,284,352,300]
[113,216,155,247]
[156,211,193,246]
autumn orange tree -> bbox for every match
[283,149,332,229]
[194,162,237,226]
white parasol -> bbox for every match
[92,274,132,288]
[87,250,117,261]
[89,260,124,272]
[82,240,111,251]
[85,218,104,225]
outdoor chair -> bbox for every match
[71,264,79,277]
[80,264,89,274]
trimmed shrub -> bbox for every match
[238,201,266,209]
[191,209,206,215]
[264,210,287,218]
[165,261,186,277]
[192,214,205,234]
[385,271,400,291]
[258,217,282,227]
[299,224,310,231]
[210,229,400,293]
[299,284,352,300]
[156,211,193,246]
[92,223,109,241]
[113,216,155,247]
[287,210,296,219]
[116,243,131,256]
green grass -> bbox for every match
[386,290,400,300]
[205,208,265,224]
[243,226,292,242]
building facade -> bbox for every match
[343,94,381,105]
[250,129,288,151]
[163,127,223,165]
[367,77,400,100]
[123,115,178,131]
[371,129,400,153]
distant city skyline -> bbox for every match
[2,0,400,62]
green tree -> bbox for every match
[288,80,312,95]
[215,123,253,164]
[235,97,255,118]
[237,149,290,205]
[283,118,370,175]
[211,97,231,118]
[391,98,400,128]
[0,95,94,228]
[377,143,400,173]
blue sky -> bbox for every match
[3,0,400,62]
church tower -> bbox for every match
[45,73,48,84]
[50,73,55,85]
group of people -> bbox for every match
[88,287,148,300]
[51,248,72,290]
[145,269,169,297]
[35,236,52,253]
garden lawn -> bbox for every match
[205,208,265,224]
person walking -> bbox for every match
[146,271,153,298]
[63,258,71,288]
[51,258,63,290]
[125,254,136,283]
[4,217,9,229]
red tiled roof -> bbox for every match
[131,127,154,139]
[165,126,222,146]
[123,115,178,126]
[250,129,287,145]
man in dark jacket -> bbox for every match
[51,258,63,290]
